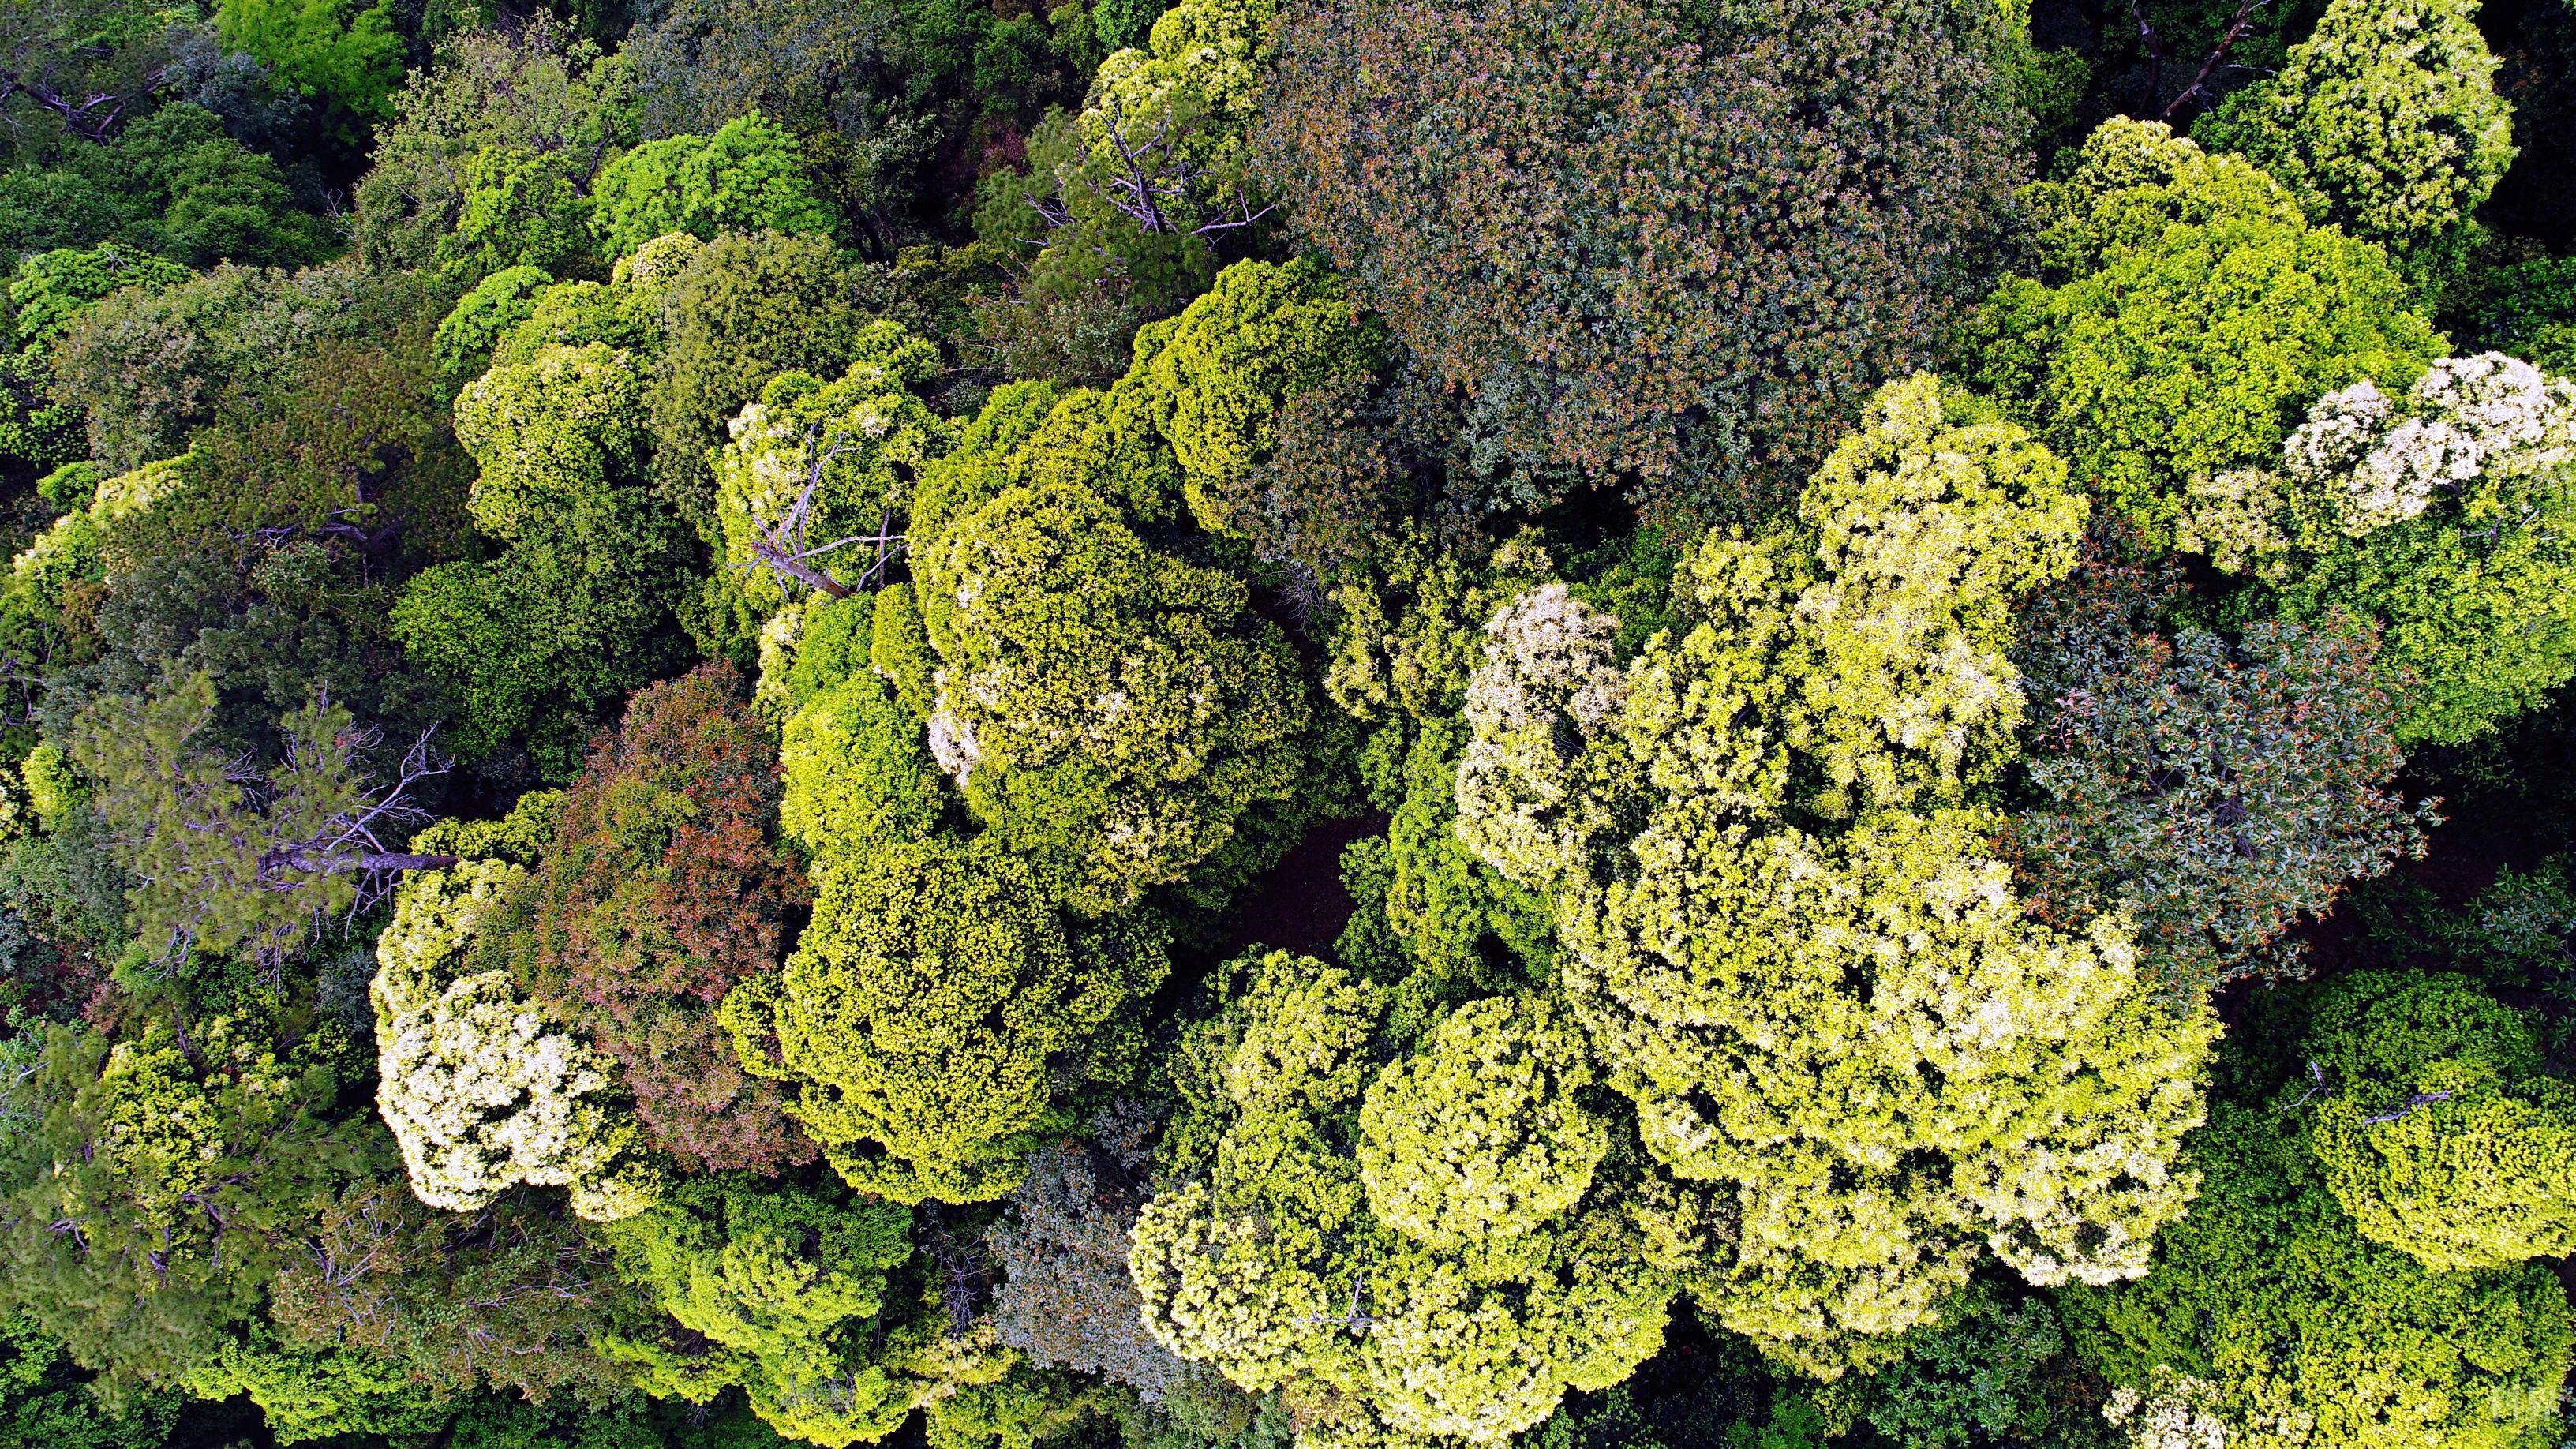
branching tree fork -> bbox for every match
[0,0,180,144]
[743,421,908,599]
[1024,98,1272,243]
[0,60,152,141]
[71,672,459,968]
[2129,0,2277,121]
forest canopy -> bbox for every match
[0,0,2573,1446]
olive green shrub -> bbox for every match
[393,341,692,767]
[1130,258,1387,541]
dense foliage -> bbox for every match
[0,0,2570,1445]
[1261,0,2024,515]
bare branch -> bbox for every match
[2127,0,2166,117]
[1024,96,1271,242]
[1193,193,1278,238]
[0,64,154,144]
[741,424,908,600]
[256,728,455,898]
[1024,190,1075,231]
[2359,1089,2455,1126]
[2161,0,2273,122]
[2280,1059,2327,1112]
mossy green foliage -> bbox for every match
[448,142,601,279]
[0,104,340,268]
[0,1312,177,1447]
[350,21,634,274]
[969,109,1218,388]
[590,114,837,260]
[773,593,953,867]
[47,262,405,472]
[1320,533,1573,1017]
[2454,253,2576,377]
[1335,716,1555,1043]
[6,246,189,350]
[266,1178,632,1406]
[598,1174,982,1447]
[1132,953,1674,1446]
[1819,1282,2084,1449]
[0,454,175,698]
[724,836,1169,1202]
[2195,0,2512,282]
[392,340,693,770]
[182,1334,455,1445]
[1355,994,1606,1253]
[9,0,2576,1438]
[69,674,402,963]
[2064,1096,2573,1449]
[492,238,695,370]
[910,373,1314,915]
[1081,0,1272,227]
[2301,971,2576,1271]
[212,0,406,130]
[0,1019,381,1391]
[1965,119,2442,547]
[646,228,904,537]
[429,265,555,374]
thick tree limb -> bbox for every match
[2162,0,2274,121]
[0,64,155,144]
[2359,1090,2455,1126]
[254,723,455,909]
[2128,0,2272,122]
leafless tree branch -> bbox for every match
[2161,0,2274,121]
[256,726,457,905]
[2359,1089,2455,1126]
[1016,98,1275,242]
[0,62,159,144]
[743,424,909,600]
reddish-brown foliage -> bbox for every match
[1260,0,2024,519]
[535,661,816,1172]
